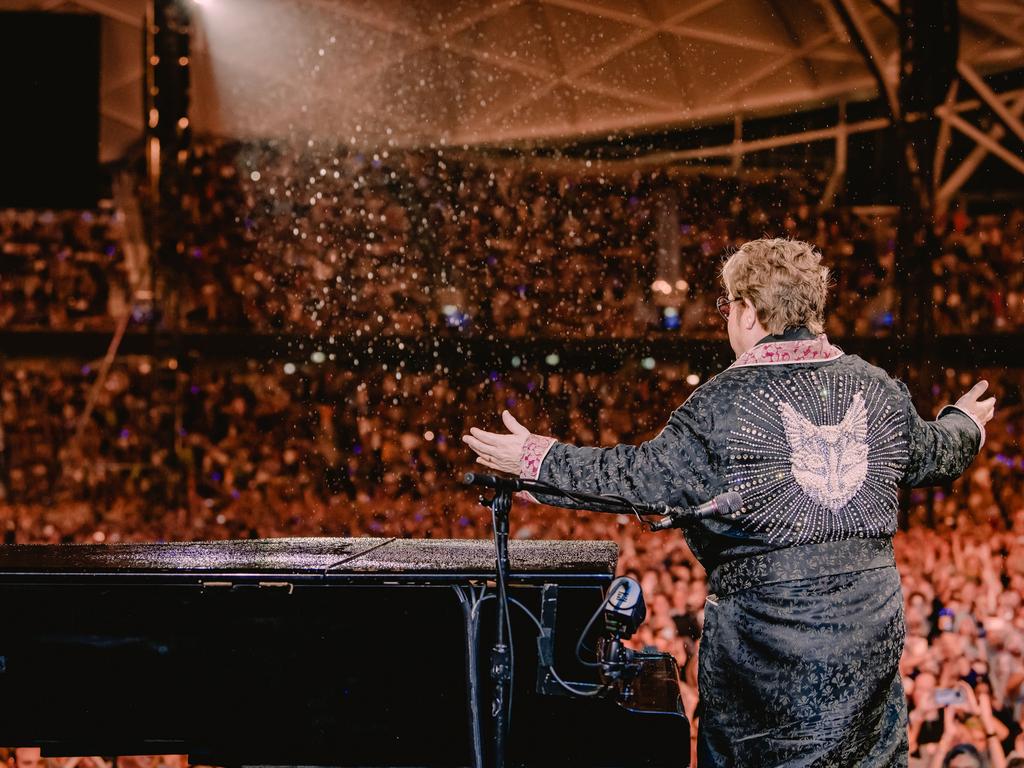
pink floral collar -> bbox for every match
[729,333,844,369]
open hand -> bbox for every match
[461,410,531,475]
[956,380,996,427]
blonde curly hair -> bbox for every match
[720,238,829,335]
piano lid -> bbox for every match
[0,537,619,578]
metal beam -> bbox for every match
[820,100,848,209]
[540,0,727,29]
[957,60,1024,144]
[959,2,1024,49]
[101,106,144,130]
[667,24,787,53]
[39,0,142,27]
[717,31,835,101]
[933,80,960,187]
[487,2,723,125]
[937,91,1024,206]
[465,73,1023,149]
[867,0,899,25]
[103,68,145,95]
[567,77,680,111]
[972,1,1024,14]
[634,116,889,164]
[467,29,652,123]
[539,0,650,27]
[453,74,880,145]
[641,0,689,104]
[767,0,820,86]
[432,27,702,117]
[935,106,1024,176]
[530,0,576,126]
[310,0,524,85]
[444,40,679,113]
[832,0,900,119]
[946,87,1024,115]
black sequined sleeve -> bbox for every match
[898,380,983,488]
[534,393,715,509]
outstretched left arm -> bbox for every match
[462,397,715,509]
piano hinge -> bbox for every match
[199,580,294,594]
[258,581,295,594]
[201,580,233,589]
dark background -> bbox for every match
[0,12,100,209]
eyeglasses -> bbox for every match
[716,295,743,320]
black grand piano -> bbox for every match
[0,537,689,767]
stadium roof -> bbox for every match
[5,0,1024,159]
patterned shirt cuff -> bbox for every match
[938,404,986,450]
[519,434,557,480]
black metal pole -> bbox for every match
[488,487,512,768]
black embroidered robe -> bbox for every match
[518,328,983,767]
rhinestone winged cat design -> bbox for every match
[726,372,909,545]
[779,392,868,511]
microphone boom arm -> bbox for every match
[462,472,743,528]
[463,472,671,519]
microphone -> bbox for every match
[601,576,646,639]
[649,490,745,531]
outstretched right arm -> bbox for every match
[900,379,993,487]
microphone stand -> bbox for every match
[474,476,514,768]
[464,472,667,768]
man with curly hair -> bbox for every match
[463,238,994,766]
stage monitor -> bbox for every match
[0,12,101,209]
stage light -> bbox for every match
[651,279,672,295]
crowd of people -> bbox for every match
[2,143,1024,766]
[0,207,131,330]
[170,140,1024,341]
[0,353,1023,766]
[173,141,822,339]
[1,141,1023,340]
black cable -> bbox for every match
[575,594,606,668]
[505,596,609,698]
[473,594,611,698]
[598,493,654,528]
